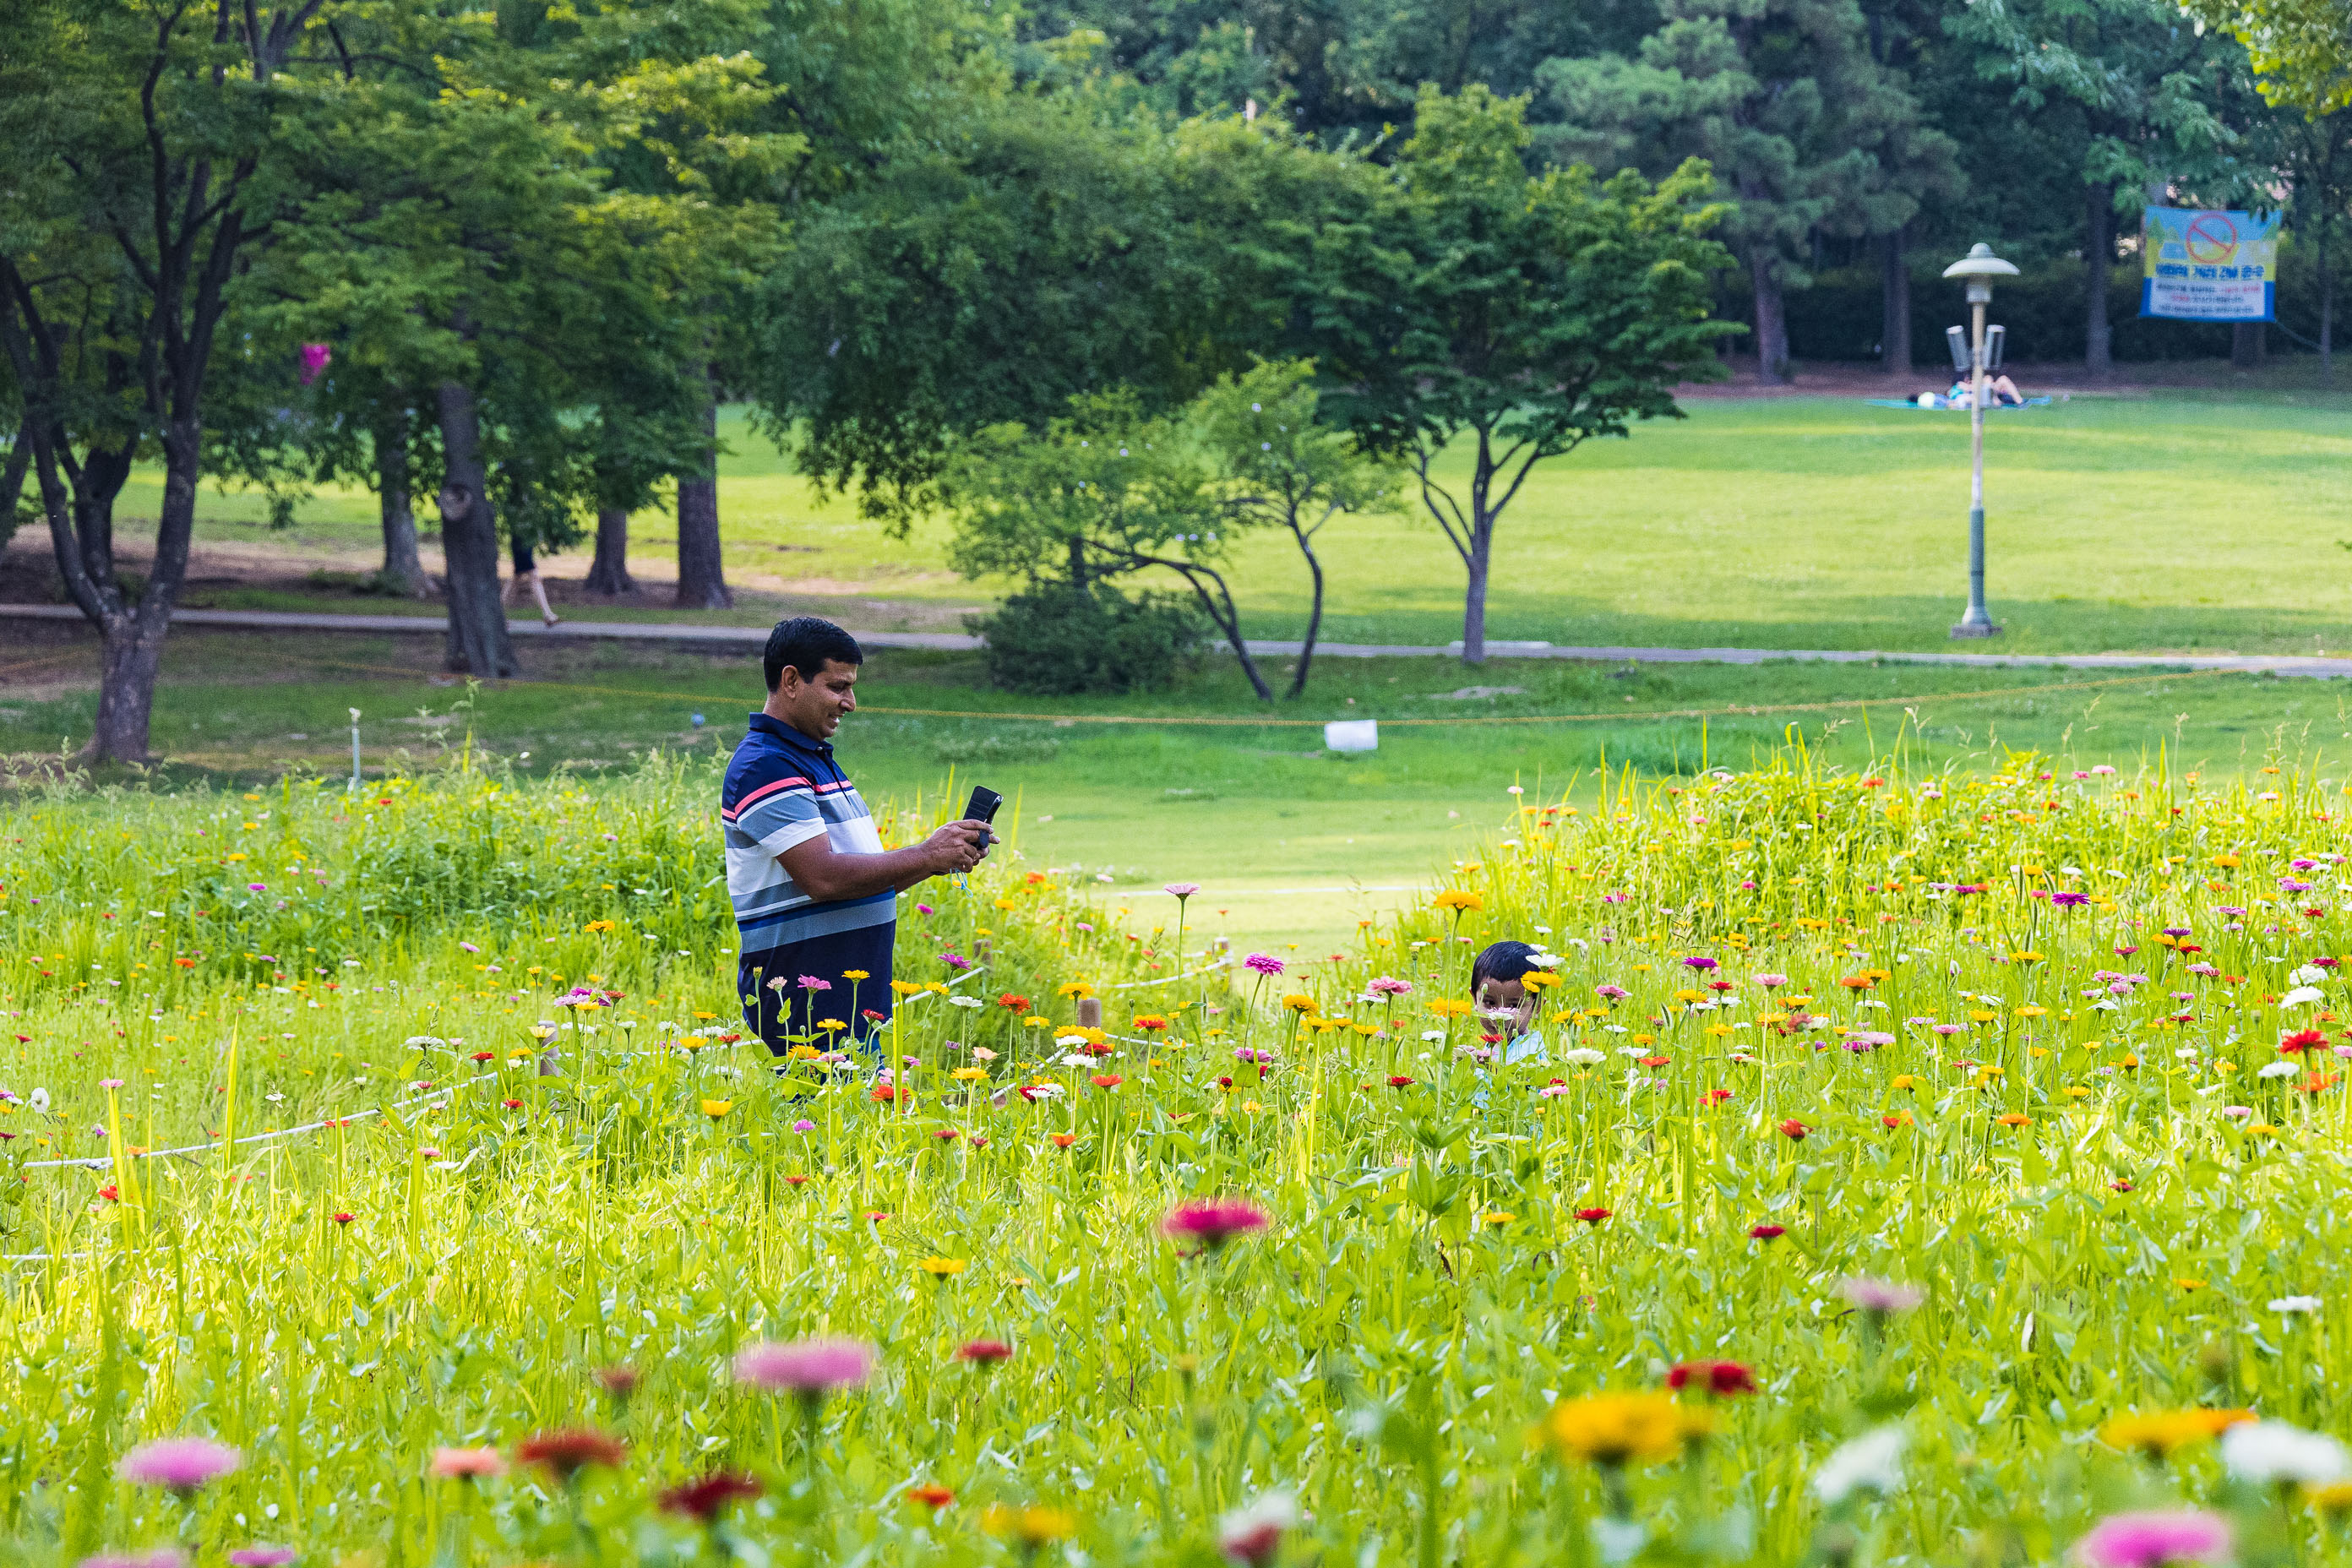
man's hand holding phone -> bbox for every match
[923,819,991,875]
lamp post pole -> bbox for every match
[1943,242,2016,640]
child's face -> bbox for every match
[1474,974,1537,1036]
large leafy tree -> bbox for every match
[1297,86,1734,665]
[1540,0,1957,384]
[0,0,339,764]
[267,0,770,673]
[1950,0,2257,373]
[752,95,1282,528]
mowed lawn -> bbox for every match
[90,389,2352,656]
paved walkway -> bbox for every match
[4,602,2346,677]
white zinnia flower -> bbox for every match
[1562,1048,1605,1065]
[949,995,983,1010]
[2270,1295,2324,1315]
[2282,986,2326,1007]
[1814,1426,1906,1504]
[28,1088,48,1114]
[2258,1061,2300,1080]
[2222,1420,2350,1485]
[2291,965,2329,987]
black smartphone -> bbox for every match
[962,785,1003,847]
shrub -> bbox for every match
[967,583,1204,695]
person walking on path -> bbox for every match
[503,536,560,626]
[723,616,992,1053]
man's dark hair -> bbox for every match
[1472,939,1540,989]
[764,616,864,692]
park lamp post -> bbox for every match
[1942,242,2018,639]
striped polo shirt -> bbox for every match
[721,713,895,959]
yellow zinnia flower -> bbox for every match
[1538,1391,1689,1467]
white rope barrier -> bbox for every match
[24,1069,504,1172]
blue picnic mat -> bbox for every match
[1864,396,2054,411]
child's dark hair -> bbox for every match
[1472,940,1541,990]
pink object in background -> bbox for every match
[299,343,331,385]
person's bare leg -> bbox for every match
[527,569,558,626]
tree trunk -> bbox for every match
[0,421,28,548]
[90,612,169,765]
[434,380,519,678]
[373,410,429,597]
[2322,221,2334,391]
[1751,249,1791,385]
[2231,321,2267,368]
[674,384,730,609]
[1287,526,1325,699]
[1881,227,1912,374]
[1460,540,1489,665]
[585,506,635,595]
[2086,183,2115,376]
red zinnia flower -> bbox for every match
[1049,1132,1076,1148]
[934,1127,961,1141]
[1666,1359,1757,1396]
[501,1098,523,1110]
[517,1429,626,1480]
[871,1085,899,1102]
[783,1173,810,1186]
[1777,1119,1808,1141]
[997,994,1032,1012]
[1387,1075,1415,1088]
[1090,1074,1123,1089]
[1748,1222,1785,1240]
[1574,1207,1612,1225]
[596,1366,640,1397]
[906,1482,955,1509]
[658,1471,760,1523]
[1702,1089,1733,1103]
[956,1338,1013,1364]
[2281,1030,2328,1054]
[2110,1179,2134,1192]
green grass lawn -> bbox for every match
[93,388,2352,656]
[6,629,2345,947]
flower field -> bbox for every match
[4,752,2352,1567]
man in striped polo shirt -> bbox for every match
[724,617,989,1054]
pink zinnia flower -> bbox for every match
[1165,882,1201,898]
[733,1337,876,1396]
[2075,1511,2231,1568]
[79,1551,188,1568]
[298,343,331,384]
[228,1549,298,1567]
[118,1437,241,1490]
[1839,1277,1925,1313]
[1163,1198,1269,1251]
[1752,974,1788,988]
[430,1446,507,1479]
[1367,977,1413,997]
[1595,983,1630,999]
[1244,952,1284,976]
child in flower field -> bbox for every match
[1472,940,1549,1066]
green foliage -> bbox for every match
[1295,86,1737,660]
[967,580,1207,693]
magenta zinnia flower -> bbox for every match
[118,1437,242,1491]
[430,1446,507,1480]
[79,1551,188,1568]
[733,1337,876,1396]
[228,1549,298,1567]
[1164,882,1200,898]
[1163,1198,1269,1251]
[2075,1511,2231,1568]
[1244,952,1284,977]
